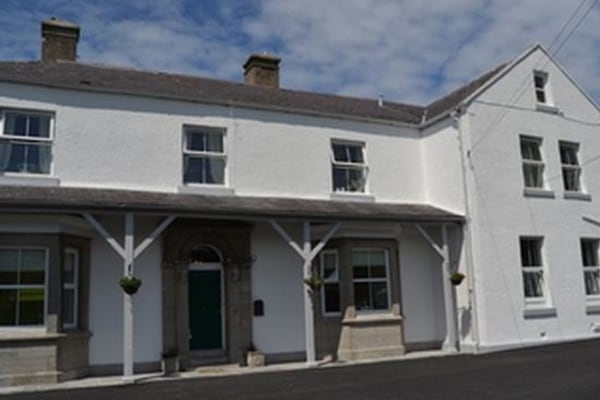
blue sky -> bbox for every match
[1,0,599,105]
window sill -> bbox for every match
[0,174,60,187]
[0,329,59,342]
[585,303,600,315]
[564,191,591,201]
[343,313,402,325]
[535,103,560,114]
[330,192,375,202]
[523,188,555,198]
[523,305,557,319]
[177,185,235,196]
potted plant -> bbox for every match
[246,343,265,368]
[450,272,466,286]
[161,348,179,376]
[303,267,323,292]
[119,275,142,295]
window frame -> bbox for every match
[62,247,79,329]
[0,246,49,328]
[182,125,227,186]
[519,237,549,306]
[580,238,600,299]
[520,135,546,190]
[0,109,55,176]
[319,249,341,317]
[351,248,391,314]
[330,140,368,194]
[533,70,552,106]
[559,141,583,193]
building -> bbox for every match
[0,18,598,386]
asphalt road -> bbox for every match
[4,339,600,400]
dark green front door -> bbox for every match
[188,270,222,350]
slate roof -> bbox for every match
[0,186,463,223]
[0,60,506,125]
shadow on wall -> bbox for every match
[460,307,472,339]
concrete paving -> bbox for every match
[1,340,599,399]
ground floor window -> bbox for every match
[320,250,340,315]
[520,237,546,301]
[581,238,600,297]
[62,248,79,329]
[0,248,47,326]
[352,249,390,311]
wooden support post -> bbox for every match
[123,212,135,382]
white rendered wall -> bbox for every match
[464,47,600,350]
[400,226,446,345]
[251,222,305,354]
[88,215,163,365]
[0,83,425,204]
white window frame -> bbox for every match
[519,237,549,306]
[0,246,48,328]
[351,248,391,314]
[62,247,79,329]
[182,125,227,186]
[331,140,368,193]
[520,135,545,189]
[0,109,54,176]
[319,250,341,316]
[559,141,582,193]
[533,70,552,105]
[580,238,600,300]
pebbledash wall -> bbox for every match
[462,47,600,350]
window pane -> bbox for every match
[332,144,348,162]
[369,251,385,266]
[584,270,600,296]
[28,116,51,138]
[0,249,18,285]
[520,238,542,266]
[534,75,545,89]
[21,249,46,284]
[4,113,27,136]
[322,265,337,281]
[0,289,17,326]
[371,265,386,278]
[205,157,225,184]
[206,132,223,153]
[63,252,76,284]
[62,289,75,326]
[523,164,543,188]
[372,282,389,309]
[332,167,348,191]
[323,284,340,313]
[25,143,51,174]
[560,145,578,165]
[354,282,371,310]
[347,169,365,192]
[186,131,206,151]
[322,253,336,270]
[18,288,44,325]
[347,145,364,163]
[562,169,580,191]
[581,240,598,267]
[183,156,203,183]
[520,140,541,161]
[523,271,544,298]
[6,142,25,172]
[535,90,546,103]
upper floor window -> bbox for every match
[352,249,389,311]
[520,237,546,302]
[580,239,600,297]
[520,136,545,189]
[559,141,582,192]
[62,248,79,329]
[183,126,226,185]
[0,110,53,175]
[533,71,550,105]
[320,250,341,315]
[0,247,47,327]
[331,141,367,193]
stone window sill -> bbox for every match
[585,303,600,315]
[536,103,561,114]
[330,192,375,203]
[343,313,403,325]
[177,185,235,196]
[523,188,555,198]
[0,174,60,187]
[564,191,592,201]
[523,306,557,319]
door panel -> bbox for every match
[188,270,222,350]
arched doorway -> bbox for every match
[188,245,225,352]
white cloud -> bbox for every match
[0,0,598,105]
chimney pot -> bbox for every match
[41,17,80,62]
[243,53,281,89]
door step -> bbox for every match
[186,356,229,369]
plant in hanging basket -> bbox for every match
[303,267,324,292]
[119,275,142,295]
[450,272,466,286]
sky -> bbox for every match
[0,0,599,105]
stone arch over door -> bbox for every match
[162,220,252,366]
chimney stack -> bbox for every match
[41,17,80,62]
[243,54,281,89]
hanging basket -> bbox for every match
[119,275,142,295]
[303,267,324,292]
[450,272,466,286]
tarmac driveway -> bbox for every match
[3,339,600,400]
